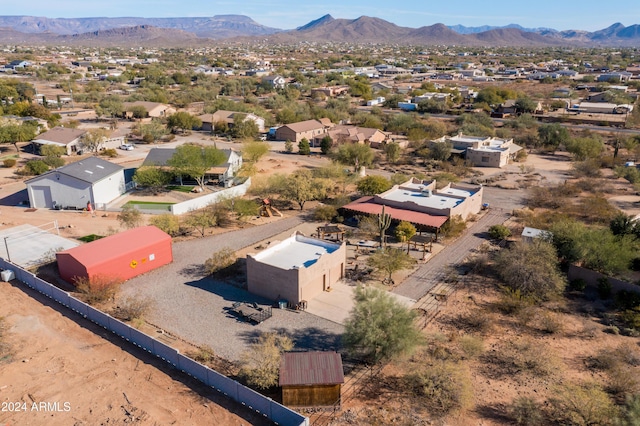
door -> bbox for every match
[31,185,53,208]
[323,274,326,292]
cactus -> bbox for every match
[377,205,392,248]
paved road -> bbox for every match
[392,208,510,300]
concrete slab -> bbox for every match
[0,224,79,268]
[305,281,417,325]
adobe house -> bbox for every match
[246,232,346,305]
[280,351,344,407]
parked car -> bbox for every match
[119,144,134,151]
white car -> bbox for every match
[119,144,134,151]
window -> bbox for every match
[481,156,489,163]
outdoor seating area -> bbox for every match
[230,302,273,324]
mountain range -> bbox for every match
[0,14,638,47]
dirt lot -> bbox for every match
[0,281,271,426]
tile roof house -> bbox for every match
[31,127,87,156]
[312,125,390,148]
[122,101,176,118]
[26,157,125,209]
[279,351,344,407]
[198,110,265,133]
[275,119,330,143]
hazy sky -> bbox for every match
[4,0,638,31]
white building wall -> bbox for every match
[91,172,126,206]
[27,174,91,209]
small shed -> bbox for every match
[56,226,172,283]
[521,227,551,244]
[280,351,344,407]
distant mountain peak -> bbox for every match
[297,14,334,31]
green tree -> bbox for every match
[515,97,538,114]
[167,111,202,134]
[117,205,143,229]
[239,332,294,389]
[133,166,171,193]
[298,138,311,155]
[167,144,225,189]
[610,212,639,237]
[356,175,392,196]
[95,96,123,119]
[494,240,566,301]
[280,169,327,210]
[139,120,166,143]
[384,142,401,163]
[395,221,417,253]
[40,144,65,158]
[538,123,570,152]
[185,208,217,237]
[241,140,270,163]
[343,285,422,364]
[128,105,148,119]
[320,135,333,155]
[565,135,604,161]
[429,141,453,162]
[333,143,374,173]
[232,114,259,139]
[367,247,416,282]
[80,128,109,153]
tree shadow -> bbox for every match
[474,403,513,424]
[238,326,343,353]
[184,277,271,305]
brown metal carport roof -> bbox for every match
[279,351,344,386]
[342,197,449,229]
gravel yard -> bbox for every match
[121,215,345,361]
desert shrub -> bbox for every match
[495,287,535,315]
[621,308,640,331]
[598,277,612,299]
[617,394,640,426]
[508,397,545,426]
[492,339,560,378]
[488,224,511,240]
[204,248,236,275]
[549,383,618,425]
[240,333,293,390]
[43,155,65,168]
[538,311,564,334]
[572,159,603,178]
[607,364,640,396]
[456,309,493,334]
[0,317,11,364]
[149,213,182,237]
[74,275,122,305]
[188,345,216,364]
[441,215,466,239]
[458,335,484,359]
[100,148,118,158]
[313,205,338,222]
[3,158,16,168]
[112,295,153,322]
[569,278,587,292]
[24,159,49,175]
[406,361,473,417]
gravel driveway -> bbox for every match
[121,215,345,361]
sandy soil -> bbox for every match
[0,281,271,426]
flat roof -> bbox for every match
[382,188,462,209]
[0,224,79,268]
[253,234,341,270]
[438,187,474,198]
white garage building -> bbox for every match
[26,157,125,209]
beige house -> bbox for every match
[246,232,346,305]
[123,101,176,118]
[431,134,522,168]
[275,119,329,143]
[199,110,265,132]
[311,86,349,98]
[312,125,390,148]
[31,127,87,156]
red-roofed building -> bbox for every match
[56,226,173,283]
[280,351,344,407]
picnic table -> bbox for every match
[231,302,272,324]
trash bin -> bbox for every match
[278,299,287,309]
[1,269,15,282]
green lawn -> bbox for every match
[78,234,104,242]
[124,201,176,211]
[166,185,195,193]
